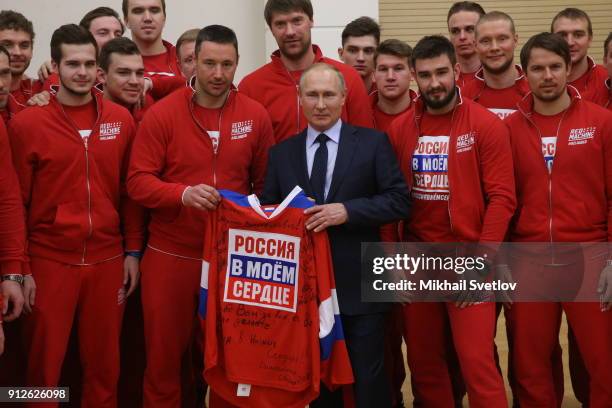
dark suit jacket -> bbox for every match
[261,123,410,315]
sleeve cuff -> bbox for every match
[181,186,191,206]
[1,260,23,276]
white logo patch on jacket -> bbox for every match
[99,122,122,141]
[456,132,476,153]
[568,127,596,146]
[231,120,253,140]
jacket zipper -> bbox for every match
[282,66,301,135]
[213,107,225,188]
[189,88,232,188]
[82,136,93,263]
[521,108,568,264]
[57,97,101,264]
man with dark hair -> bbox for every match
[239,0,373,143]
[123,0,180,77]
[505,32,612,407]
[37,7,126,86]
[0,10,43,110]
[387,34,513,407]
[371,39,415,132]
[591,32,612,109]
[463,11,529,120]
[98,37,151,123]
[127,24,274,408]
[338,16,380,93]
[9,23,143,408]
[176,28,198,78]
[81,7,124,49]
[447,1,485,87]
[551,7,608,101]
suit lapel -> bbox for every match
[292,130,314,199]
[326,123,358,202]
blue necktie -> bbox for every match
[310,133,329,204]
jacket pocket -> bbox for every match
[50,201,89,250]
[92,198,120,238]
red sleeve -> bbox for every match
[237,75,255,99]
[149,76,186,100]
[127,110,188,209]
[344,70,374,128]
[477,116,517,242]
[250,106,275,195]
[42,73,59,92]
[120,116,145,252]
[0,120,26,275]
[602,114,612,242]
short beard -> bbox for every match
[281,39,311,62]
[61,82,92,97]
[482,58,513,76]
[10,61,30,77]
[422,86,457,110]
[533,86,566,103]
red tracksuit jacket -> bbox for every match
[10,78,44,107]
[461,66,530,120]
[238,45,373,143]
[127,85,274,259]
[0,120,25,275]
[506,87,612,243]
[8,91,143,266]
[386,90,516,242]
[570,57,609,103]
[590,78,611,111]
[369,89,417,133]
[143,39,182,78]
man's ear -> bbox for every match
[97,68,107,85]
[338,47,344,61]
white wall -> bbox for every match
[3,0,379,82]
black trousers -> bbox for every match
[311,312,391,408]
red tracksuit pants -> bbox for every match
[21,256,125,408]
[403,302,508,408]
[509,302,612,407]
[141,247,202,408]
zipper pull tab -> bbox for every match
[83,136,89,150]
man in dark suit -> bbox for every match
[261,62,410,408]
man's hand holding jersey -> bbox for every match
[304,203,348,232]
[182,184,221,211]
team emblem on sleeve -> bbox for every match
[224,229,300,312]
